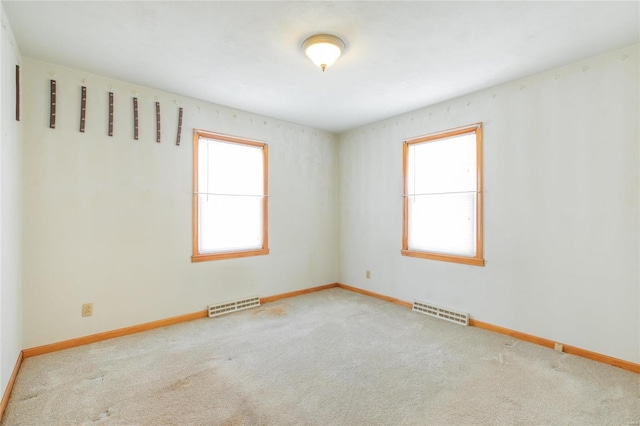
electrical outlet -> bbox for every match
[554,343,564,352]
[82,303,93,317]
[366,270,371,279]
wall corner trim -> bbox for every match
[0,351,24,422]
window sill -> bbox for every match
[401,249,485,267]
[192,248,269,263]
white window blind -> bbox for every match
[197,137,265,254]
[406,132,477,257]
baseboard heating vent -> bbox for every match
[208,296,260,318]
[413,300,469,326]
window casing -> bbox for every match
[192,130,269,262]
[402,123,484,266]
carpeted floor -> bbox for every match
[2,288,639,425]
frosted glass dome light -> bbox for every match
[302,34,345,72]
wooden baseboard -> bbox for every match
[470,319,640,374]
[22,283,340,358]
[20,283,640,375]
[0,351,23,422]
[336,283,413,309]
[260,283,338,304]
[22,310,208,358]
[337,283,640,374]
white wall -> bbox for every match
[21,58,339,348]
[0,5,23,396]
[11,34,640,365]
[338,46,640,363]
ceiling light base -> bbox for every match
[302,34,345,72]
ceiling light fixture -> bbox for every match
[302,34,345,72]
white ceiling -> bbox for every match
[3,1,639,134]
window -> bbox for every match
[192,130,268,262]
[402,123,484,266]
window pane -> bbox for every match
[407,192,476,257]
[408,133,476,195]
[198,194,264,253]
[199,138,264,195]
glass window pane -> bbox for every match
[199,138,263,195]
[408,133,476,195]
[198,194,263,253]
[407,192,476,257]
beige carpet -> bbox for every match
[2,288,639,425]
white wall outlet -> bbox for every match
[366,270,371,279]
[82,303,93,317]
[554,343,564,352]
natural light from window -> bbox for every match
[192,130,268,262]
[198,138,264,253]
[406,134,476,256]
[403,123,483,266]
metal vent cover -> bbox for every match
[413,300,469,326]
[208,296,260,318]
